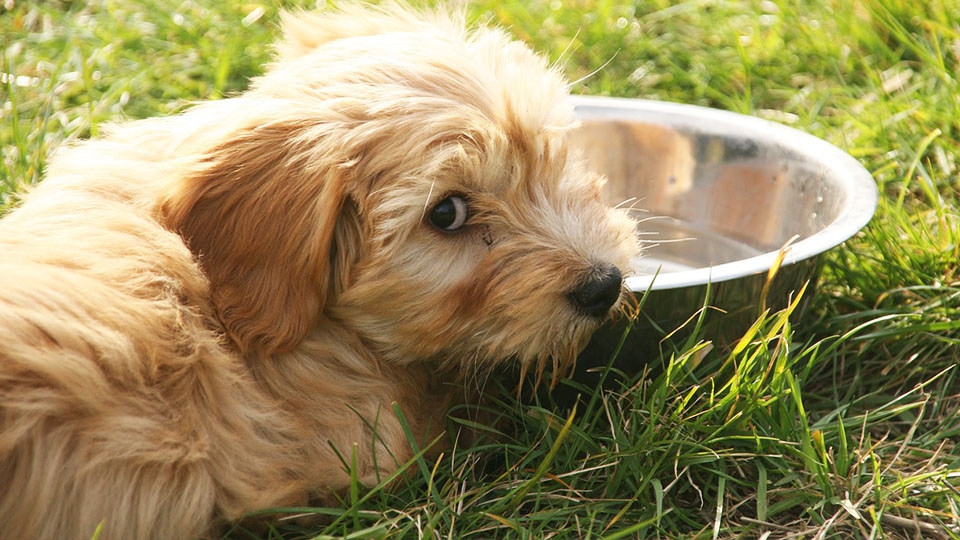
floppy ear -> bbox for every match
[157,120,355,356]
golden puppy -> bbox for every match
[0,3,639,539]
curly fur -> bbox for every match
[0,3,639,538]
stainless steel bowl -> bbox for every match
[571,96,878,372]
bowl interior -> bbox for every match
[570,96,877,291]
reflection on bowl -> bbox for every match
[571,96,878,373]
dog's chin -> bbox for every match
[516,316,615,387]
[360,299,618,387]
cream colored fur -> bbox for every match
[0,3,639,538]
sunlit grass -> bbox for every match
[4,0,960,537]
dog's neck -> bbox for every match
[238,320,454,481]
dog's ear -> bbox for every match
[157,120,357,356]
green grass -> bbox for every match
[5,0,960,537]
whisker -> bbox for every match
[552,26,582,71]
[612,196,639,210]
[569,49,620,87]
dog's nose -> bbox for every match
[568,264,624,318]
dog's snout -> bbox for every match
[568,264,624,318]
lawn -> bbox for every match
[4,0,960,538]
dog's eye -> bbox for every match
[429,196,469,232]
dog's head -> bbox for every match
[158,3,640,378]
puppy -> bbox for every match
[0,3,639,539]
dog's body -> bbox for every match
[0,4,639,538]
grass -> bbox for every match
[4,0,960,537]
